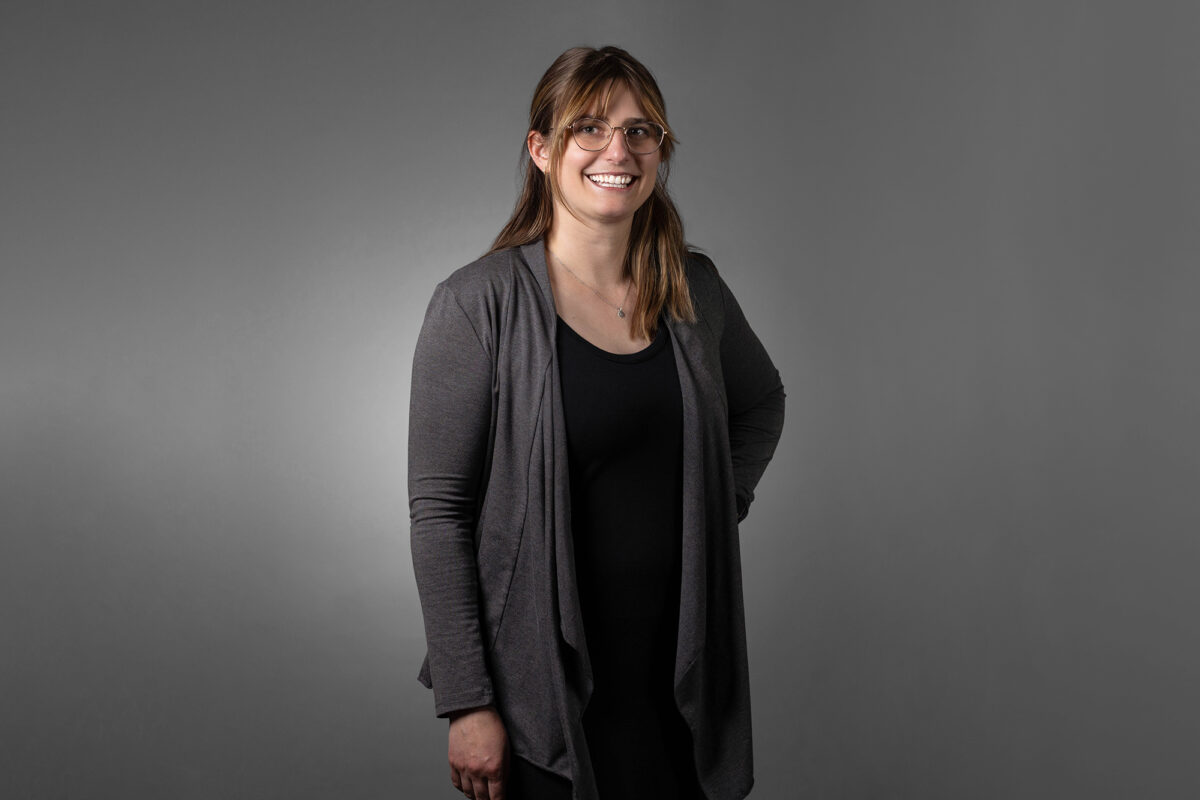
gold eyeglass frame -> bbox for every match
[565,117,669,155]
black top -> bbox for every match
[556,317,701,799]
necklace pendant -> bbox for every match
[617,308,626,319]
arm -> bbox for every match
[409,282,496,717]
[714,268,786,521]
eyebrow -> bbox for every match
[587,114,654,125]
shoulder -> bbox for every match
[423,245,540,326]
[439,246,530,302]
[684,248,728,332]
[685,248,721,291]
[418,245,544,353]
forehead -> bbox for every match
[580,81,649,119]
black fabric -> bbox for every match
[508,755,573,800]
[556,317,703,799]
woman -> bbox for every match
[410,46,785,800]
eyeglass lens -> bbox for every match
[572,118,664,154]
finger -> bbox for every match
[450,765,463,793]
[461,774,481,800]
[490,748,509,800]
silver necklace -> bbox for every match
[548,249,632,319]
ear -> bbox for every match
[527,130,550,174]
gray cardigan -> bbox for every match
[409,239,785,800]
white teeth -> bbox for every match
[588,174,633,187]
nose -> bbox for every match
[604,128,631,160]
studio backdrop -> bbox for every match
[2,1,1198,798]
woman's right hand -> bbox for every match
[448,705,509,800]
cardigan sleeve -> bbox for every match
[711,262,786,522]
[408,281,496,717]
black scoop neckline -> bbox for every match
[556,316,669,363]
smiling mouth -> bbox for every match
[587,174,638,189]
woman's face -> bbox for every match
[533,83,662,229]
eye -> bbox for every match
[627,126,649,138]
[574,117,607,133]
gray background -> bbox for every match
[3,1,1198,798]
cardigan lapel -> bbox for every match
[664,314,727,682]
[520,239,558,326]
[518,239,591,658]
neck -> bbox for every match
[545,215,631,289]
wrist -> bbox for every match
[448,704,495,722]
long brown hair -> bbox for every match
[487,45,696,338]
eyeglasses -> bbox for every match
[567,117,668,155]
